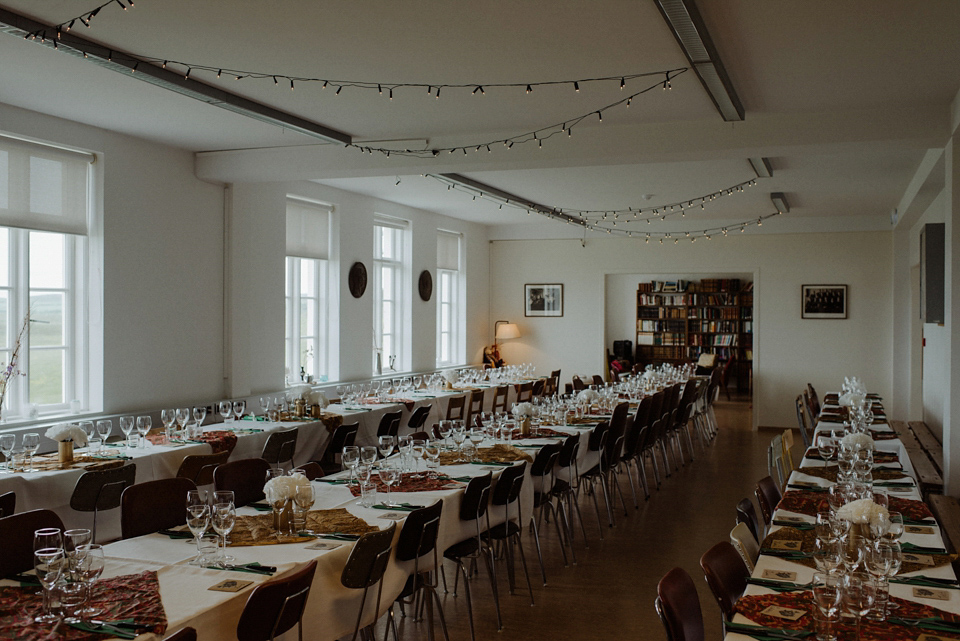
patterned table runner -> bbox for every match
[0,571,166,641]
[777,491,934,523]
[797,466,908,483]
[437,444,532,466]
[25,452,128,473]
[347,472,463,497]
[804,449,899,464]
[229,508,377,546]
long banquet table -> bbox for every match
[725,394,960,641]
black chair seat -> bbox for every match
[483,521,521,540]
[443,537,480,561]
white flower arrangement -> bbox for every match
[442,369,459,385]
[513,402,535,418]
[45,424,87,447]
[309,390,329,408]
[841,432,874,451]
[577,389,600,403]
[836,498,889,526]
[289,384,312,401]
[264,473,310,503]
[838,391,866,408]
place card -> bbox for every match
[912,587,951,601]
[209,579,254,593]
[902,553,936,566]
[760,606,806,621]
[777,516,806,524]
[377,513,407,521]
[790,481,820,489]
[905,525,937,535]
[770,540,803,551]
[305,541,342,551]
[480,466,506,471]
[918,634,953,641]
[761,569,798,582]
[889,487,913,493]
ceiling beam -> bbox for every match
[437,174,586,227]
[654,0,745,121]
[0,8,352,146]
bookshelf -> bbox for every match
[636,278,753,389]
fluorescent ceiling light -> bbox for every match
[770,192,790,214]
[749,158,773,178]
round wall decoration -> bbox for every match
[348,262,367,298]
[418,270,433,301]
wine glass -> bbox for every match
[22,432,39,471]
[865,543,894,621]
[76,543,105,616]
[842,572,877,641]
[78,421,95,445]
[160,409,176,442]
[119,416,135,449]
[360,446,378,467]
[294,484,315,534]
[186,503,210,566]
[378,462,400,507]
[425,441,440,478]
[451,426,467,462]
[0,433,15,472]
[34,547,65,623]
[883,512,904,543]
[377,435,395,460]
[212,501,237,567]
[96,420,112,449]
[469,429,484,456]
[342,446,360,482]
[813,538,841,573]
[438,420,453,449]
[218,401,232,423]
[840,535,866,571]
[193,406,207,429]
[233,400,246,422]
[176,408,190,435]
[64,528,92,578]
[812,571,843,640]
[259,396,270,415]
[819,437,837,469]
[136,416,152,448]
[411,439,426,477]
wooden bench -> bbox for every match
[888,419,944,497]
[928,494,960,557]
[909,420,944,474]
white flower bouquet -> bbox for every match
[513,402,535,418]
[45,424,87,447]
[442,369,459,385]
[577,389,600,404]
[841,432,874,451]
[309,390,329,408]
[264,473,310,504]
[836,497,889,526]
[289,384,312,401]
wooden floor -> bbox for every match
[373,396,765,641]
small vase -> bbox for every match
[58,440,74,464]
[520,418,531,437]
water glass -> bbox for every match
[136,416,152,448]
[22,432,39,471]
[34,547,65,623]
[342,446,360,480]
[218,401,232,423]
[812,571,841,641]
[293,484,315,534]
[196,533,220,567]
[211,502,236,566]
[193,406,207,428]
[0,433,15,472]
[60,582,87,623]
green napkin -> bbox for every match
[888,618,960,634]
[746,578,809,592]
[320,533,361,541]
[69,621,137,639]
[759,549,813,559]
[469,461,513,467]
[724,621,813,640]
[210,562,275,575]
[158,528,193,540]
[372,503,422,512]
[319,479,352,485]
[248,501,273,512]
[771,520,814,530]
[786,484,827,492]
[890,576,960,589]
[903,518,939,526]
[900,543,948,555]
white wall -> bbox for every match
[489,231,893,429]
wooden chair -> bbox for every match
[237,559,318,641]
[261,428,298,469]
[755,476,782,531]
[591,375,604,387]
[214,458,271,507]
[0,509,65,578]
[780,430,796,479]
[735,498,762,545]
[531,379,545,397]
[699,541,749,625]
[729,522,759,573]
[409,431,431,442]
[70,463,137,542]
[795,394,812,448]
[806,383,821,417]
[176,451,230,486]
[571,376,586,391]
[377,411,402,437]
[491,386,510,414]
[445,395,466,421]
[655,567,705,641]
[466,390,484,426]
[719,357,736,401]
[340,523,397,641]
[121,477,197,540]
[515,382,533,404]
[294,461,325,480]
[0,491,14,518]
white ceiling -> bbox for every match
[1,0,958,236]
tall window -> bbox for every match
[373,216,409,374]
[285,198,332,384]
[436,230,463,367]
[0,136,92,419]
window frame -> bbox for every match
[285,256,329,384]
[373,218,409,374]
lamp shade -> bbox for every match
[495,323,521,340]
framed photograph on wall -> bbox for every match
[525,284,564,317]
[801,284,847,319]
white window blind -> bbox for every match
[0,136,92,236]
[286,198,331,260]
[374,215,409,231]
[437,230,461,270]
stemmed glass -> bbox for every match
[136,416,152,448]
[0,433,15,472]
[360,446,378,468]
[193,406,207,430]
[378,462,400,507]
[451,425,468,462]
[96,420,112,447]
[342,446,360,482]
[819,436,837,469]
[22,432,39,471]
[293,484,315,535]
[34,547,65,623]
[259,397,270,416]
[865,542,895,621]
[468,429,484,460]
[64,528,92,578]
[211,501,237,567]
[437,421,453,449]
[78,421,95,446]
[186,490,210,565]
[119,416,135,449]
[377,435,395,460]
[218,401,232,423]
[812,572,843,640]
[425,441,440,478]
[883,512,904,543]
[842,572,878,641]
[411,439,426,477]
[233,400,246,422]
[161,410,176,442]
[176,408,191,435]
[75,544,105,616]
